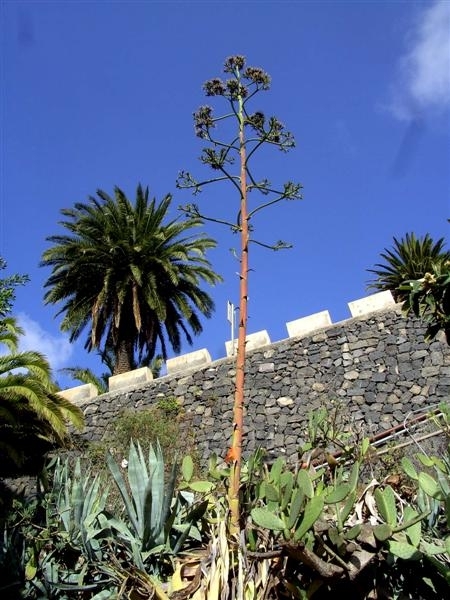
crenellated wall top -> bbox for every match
[59,290,397,400]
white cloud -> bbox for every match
[391,1,450,119]
[16,313,74,370]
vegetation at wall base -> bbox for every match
[80,401,199,512]
[1,401,449,598]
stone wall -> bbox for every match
[72,303,450,464]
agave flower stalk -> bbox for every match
[177,55,302,534]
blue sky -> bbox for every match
[1,0,449,389]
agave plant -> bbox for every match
[49,457,112,561]
[1,457,117,598]
[106,440,208,574]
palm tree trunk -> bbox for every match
[114,338,134,375]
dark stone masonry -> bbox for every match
[76,306,450,464]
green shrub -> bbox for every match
[155,395,181,415]
[83,402,199,512]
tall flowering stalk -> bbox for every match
[177,55,302,535]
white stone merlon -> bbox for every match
[348,290,396,318]
[166,348,212,375]
[58,383,98,406]
[108,367,153,392]
[225,330,271,357]
[286,310,332,339]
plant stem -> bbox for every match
[228,80,249,536]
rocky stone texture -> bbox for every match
[74,307,450,464]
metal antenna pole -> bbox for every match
[227,300,236,355]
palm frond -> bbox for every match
[367,232,450,301]
[60,366,108,394]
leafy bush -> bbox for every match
[83,401,199,501]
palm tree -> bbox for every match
[367,232,450,302]
[41,185,221,375]
[0,317,84,475]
